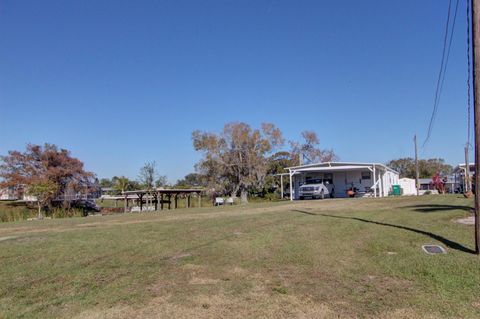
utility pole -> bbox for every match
[472,0,480,254]
[414,135,420,196]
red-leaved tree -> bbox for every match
[0,144,95,218]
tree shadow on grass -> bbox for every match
[401,204,473,213]
[291,209,476,254]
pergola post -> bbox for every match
[154,193,158,211]
[160,193,164,210]
[124,193,127,213]
[198,192,201,207]
[373,165,377,198]
[174,194,178,209]
[139,194,144,211]
[187,195,191,208]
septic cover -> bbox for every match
[422,245,446,254]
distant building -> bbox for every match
[0,185,37,201]
[418,178,442,195]
[453,163,475,193]
[418,175,461,195]
[0,186,18,200]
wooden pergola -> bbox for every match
[122,189,204,213]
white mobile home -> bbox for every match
[287,162,399,200]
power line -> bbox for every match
[423,0,459,147]
[438,0,460,109]
[423,0,452,147]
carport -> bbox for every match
[287,162,399,200]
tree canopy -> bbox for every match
[192,122,284,203]
[290,131,338,165]
[386,158,453,179]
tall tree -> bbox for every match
[138,161,157,190]
[0,143,95,218]
[192,122,283,203]
[290,131,338,165]
[385,158,416,178]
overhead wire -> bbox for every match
[423,0,459,148]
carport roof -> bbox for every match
[286,162,398,174]
[290,165,372,173]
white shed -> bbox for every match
[287,162,399,200]
[398,178,417,195]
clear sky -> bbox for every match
[0,0,473,182]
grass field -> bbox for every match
[0,195,479,318]
[0,201,37,222]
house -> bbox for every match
[417,175,459,194]
[286,162,399,200]
[418,178,438,195]
[453,163,475,193]
[0,187,18,201]
[0,186,38,201]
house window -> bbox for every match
[361,171,371,180]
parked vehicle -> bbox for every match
[299,179,330,200]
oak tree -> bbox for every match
[192,122,283,203]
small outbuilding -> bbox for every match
[398,178,417,195]
[287,162,399,200]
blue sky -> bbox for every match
[0,0,473,182]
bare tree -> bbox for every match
[155,175,169,188]
[290,130,338,165]
[138,161,157,190]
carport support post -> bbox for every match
[280,174,284,199]
[289,170,293,201]
[373,165,377,198]
[378,172,382,197]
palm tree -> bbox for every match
[113,176,130,194]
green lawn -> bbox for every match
[0,195,479,318]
